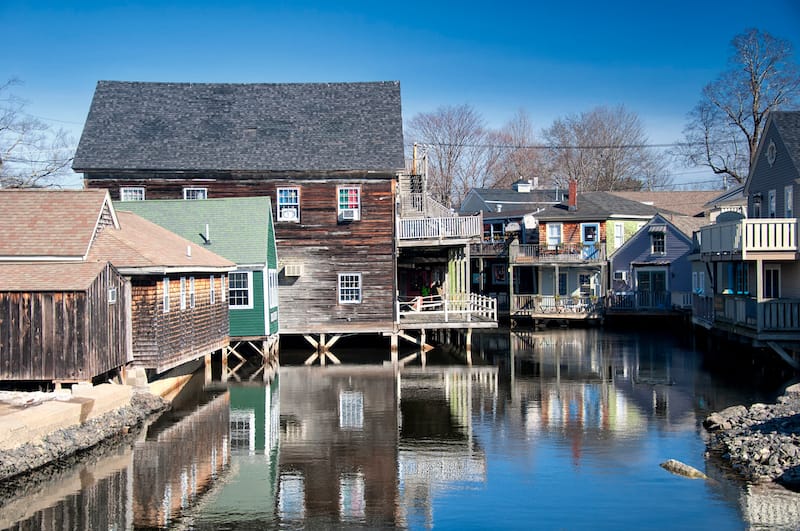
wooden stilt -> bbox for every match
[205,352,212,384]
[320,334,326,366]
[466,328,473,366]
[391,333,398,365]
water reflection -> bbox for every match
[3,328,800,530]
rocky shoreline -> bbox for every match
[704,383,800,487]
[0,391,169,483]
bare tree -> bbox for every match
[486,109,547,189]
[678,28,800,185]
[542,105,669,191]
[406,104,487,208]
[0,79,74,188]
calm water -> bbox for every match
[3,327,800,530]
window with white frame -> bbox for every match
[268,268,279,322]
[120,187,145,201]
[210,275,216,305]
[337,186,361,221]
[614,222,624,249]
[546,223,562,248]
[189,277,196,308]
[180,277,187,310]
[183,187,208,200]
[228,271,253,309]
[768,189,776,218]
[786,185,794,218]
[338,273,362,304]
[277,188,300,222]
[651,231,666,255]
[163,278,170,313]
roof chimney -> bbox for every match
[568,180,578,211]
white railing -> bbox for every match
[699,218,797,256]
[511,295,603,316]
[397,215,483,241]
[397,294,497,322]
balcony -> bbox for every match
[397,215,483,244]
[699,218,797,259]
[510,295,603,319]
[693,293,800,339]
[510,242,607,264]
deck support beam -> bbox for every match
[302,333,343,365]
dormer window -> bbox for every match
[649,225,666,255]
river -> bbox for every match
[2,326,800,530]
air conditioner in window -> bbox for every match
[280,208,298,221]
[340,208,360,221]
[284,264,303,277]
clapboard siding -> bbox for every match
[87,173,397,334]
[229,269,265,337]
[0,264,128,381]
[130,274,229,373]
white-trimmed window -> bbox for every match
[163,278,170,313]
[120,187,145,201]
[651,232,666,255]
[692,271,706,294]
[614,222,624,249]
[210,275,216,305]
[229,271,254,309]
[189,277,196,308]
[180,277,187,310]
[785,185,794,218]
[338,273,362,304]
[277,188,300,222]
[546,223,562,248]
[268,268,279,322]
[337,186,361,221]
[183,187,208,200]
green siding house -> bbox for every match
[117,197,280,341]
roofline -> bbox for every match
[0,256,85,262]
[115,265,236,275]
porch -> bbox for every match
[692,293,800,340]
[510,242,607,264]
[397,215,483,245]
[699,218,797,258]
[510,295,604,320]
[606,291,693,313]
[397,294,498,329]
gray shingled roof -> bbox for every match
[533,191,663,221]
[73,81,404,172]
[771,111,800,173]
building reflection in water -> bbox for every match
[5,330,800,529]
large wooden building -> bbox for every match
[74,81,404,352]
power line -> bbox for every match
[405,140,734,150]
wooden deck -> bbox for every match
[510,295,604,320]
[397,294,498,330]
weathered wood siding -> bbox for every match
[86,172,397,335]
[130,274,229,373]
[0,264,128,381]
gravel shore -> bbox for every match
[704,383,800,487]
[0,391,169,483]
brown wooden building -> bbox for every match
[74,81,404,354]
[0,189,235,382]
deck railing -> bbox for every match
[397,293,497,322]
[397,215,483,241]
[699,294,800,333]
[510,242,607,264]
[699,218,797,257]
[470,242,508,257]
[511,295,603,316]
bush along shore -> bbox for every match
[704,383,800,487]
[0,391,169,483]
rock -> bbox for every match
[660,459,709,480]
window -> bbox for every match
[183,187,208,200]
[613,271,627,281]
[108,286,117,305]
[338,273,362,304]
[768,189,776,218]
[210,275,215,305]
[692,271,706,294]
[277,188,300,222]
[229,271,253,309]
[764,265,780,298]
[786,185,794,218]
[180,277,187,310]
[614,222,624,249]
[163,278,170,313]
[546,223,562,248]
[189,276,196,309]
[120,187,145,201]
[337,186,361,221]
[651,232,666,255]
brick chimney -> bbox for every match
[568,180,578,211]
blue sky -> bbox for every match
[4,0,800,188]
